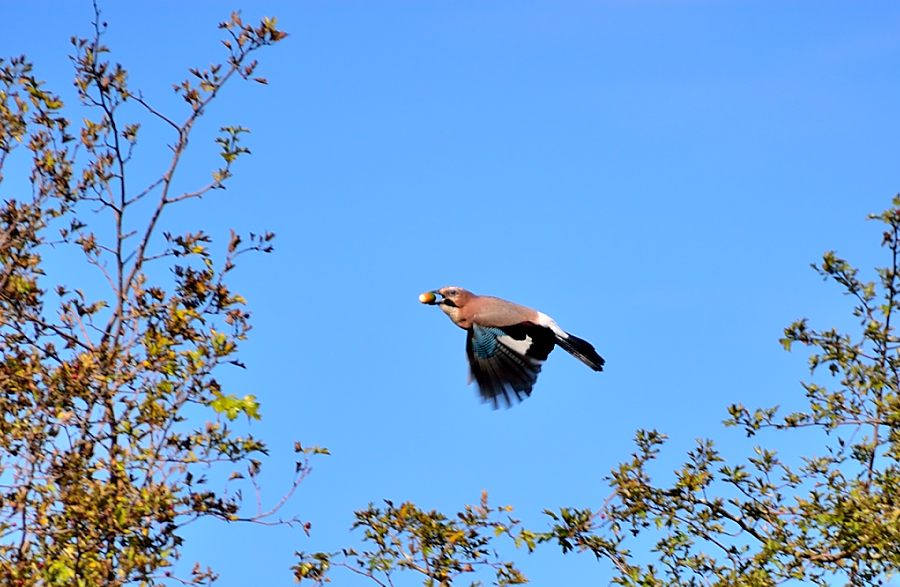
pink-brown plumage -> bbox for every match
[435,286,538,329]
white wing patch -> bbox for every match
[535,312,568,339]
[497,334,533,356]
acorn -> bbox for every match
[419,291,437,305]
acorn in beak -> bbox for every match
[418,291,440,305]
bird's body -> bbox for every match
[421,286,604,408]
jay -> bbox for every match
[420,286,605,408]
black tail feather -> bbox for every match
[555,333,605,372]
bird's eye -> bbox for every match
[448,289,457,296]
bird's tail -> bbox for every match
[555,332,605,372]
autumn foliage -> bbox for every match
[0,8,304,586]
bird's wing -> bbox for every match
[465,323,556,408]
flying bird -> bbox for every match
[420,286,604,408]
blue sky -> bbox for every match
[5,1,900,584]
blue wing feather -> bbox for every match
[469,326,506,359]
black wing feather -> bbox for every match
[463,322,604,407]
[465,323,557,408]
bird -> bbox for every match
[420,286,604,408]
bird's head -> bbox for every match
[419,286,473,324]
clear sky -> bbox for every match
[5,1,900,585]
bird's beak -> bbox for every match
[418,290,441,305]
